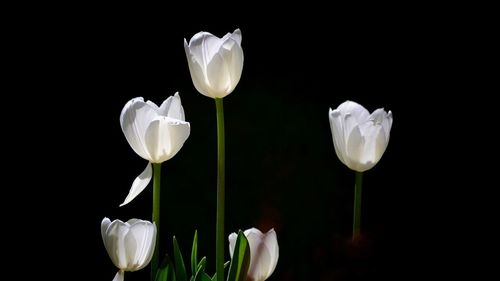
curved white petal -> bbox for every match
[329,108,347,166]
[125,220,156,270]
[158,93,185,121]
[186,32,221,70]
[262,229,279,277]
[346,124,367,171]
[139,222,157,270]
[146,100,159,111]
[242,228,278,281]
[230,28,242,45]
[220,38,244,94]
[206,53,231,98]
[120,163,152,206]
[382,110,393,142]
[112,271,124,281]
[101,217,112,243]
[359,123,382,164]
[120,98,159,161]
[338,101,370,123]
[228,232,238,258]
[105,219,129,269]
[144,117,190,163]
[372,128,389,166]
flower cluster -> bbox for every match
[101,27,393,281]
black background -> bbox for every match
[21,18,456,281]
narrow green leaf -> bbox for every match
[226,231,250,281]
[200,273,212,281]
[173,236,188,281]
[193,256,208,281]
[155,255,176,281]
[191,230,198,276]
[196,257,207,273]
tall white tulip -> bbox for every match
[101,217,157,281]
[119,93,190,206]
[329,101,393,172]
[228,228,279,281]
[184,28,244,98]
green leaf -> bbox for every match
[173,236,188,281]
[199,273,212,281]
[193,256,207,281]
[155,255,176,281]
[191,230,198,276]
[226,231,250,281]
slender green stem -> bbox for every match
[353,171,363,241]
[152,163,162,281]
[215,98,225,281]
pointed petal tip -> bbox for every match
[119,163,153,207]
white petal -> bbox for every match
[382,110,393,142]
[120,163,152,206]
[187,31,225,68]
[372,127,389,166]
[112,271,124,281]
[184,39,213,98]
[220,38,244,94]
[230,28,242,45]
[228,232,238,258]
[337,101,370,124]
[125,220,156,270]
[244,228,273,281]
[346,125,369,172]
[206,53,231,98]
[329,108,348,166]
[124,228,138,270]
[144,117,190,163]
[126,219,142,225]
[120,98,159,161]
[158,93,185,121]
[101,217,112,243]
[105,219,130,269]
[262,229,279,277]
[139,222,157,270]
[146,100,159,111]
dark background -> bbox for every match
[24,19,453,280]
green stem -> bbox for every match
[215,98,225,281]
[152,163,162,281]
[353,171,363,241]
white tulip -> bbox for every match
[101,217,157,281]
[329,101,393,172]
[184,28,244,99]
[119,93,190,206]
[228,228,279,281]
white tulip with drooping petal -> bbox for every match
[119,92,190,206]
[101,217,157,281]
[184,28,244,99]
[329,100,393,172]
[228,228,279,281]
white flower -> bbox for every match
[329,100,393,172]
[119,93,190,206]
[228,228,279,281]
[101,217,157,281]
[184,28,244,99]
